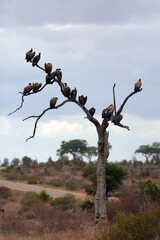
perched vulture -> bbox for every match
[25,48,32,62]
[44,63,52,74]
[50,97,58,109]
[56,68,62,81]
[102,108,107,118]
[134,79,142,92]
[113,114,123,124]
[102,104,114,118]
[71,88,77,99]
[46,71,57,84]
[32,82,42,93]
[23,83,33,95]
[63,83,71,98]
[32,53,41,67]
[89,107,96,116]
[25,49,35,62]
[78,95,87,105]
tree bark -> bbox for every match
[94,129,109,229]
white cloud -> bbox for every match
[0,28,7,33]
[39,120,83,137]
[42,24,84,31]
[0,116,11,135]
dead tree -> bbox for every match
[9,49,142,229]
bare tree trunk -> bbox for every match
[94,129,109,229]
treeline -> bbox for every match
[1,140,160,167]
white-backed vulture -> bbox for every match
[50,97,58,108]
[113,114,123,124]
[78,95,87,105]
[89,107,96,116]
[102,104,114,118]
[23,83,33,95]
[56,68,62,81]
[25,48,32,62]
[71,88,77,99]
[32,83,42,93]
[63,83,71,98]
[44,63,52,74]
[134,79,142,92]
[32,53,41,67]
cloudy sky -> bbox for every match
[0,0,160,164]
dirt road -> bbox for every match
[0,179,86,199]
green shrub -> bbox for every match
[39,190,51,202]
[137,180,160,201]
[50,179,64,187]
[98,208,160,240]
[27,178,38,184]
[50,194,76,210]
[21,191,41,206]
[5,173,19,180]
[86,162,128,197]
[65,182,77,191]
[80,198,94,212]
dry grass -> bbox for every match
[0,228,95,240]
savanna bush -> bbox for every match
[65,181,77,191]
[21,191,41,206]
[50,178,64,187]
[0,186,12,199]
[80,198,94,212]
[39,190,51,202]
[50,194,76,210]
[27,178,38,184]
[97,208,160,240]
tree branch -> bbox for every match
[23,99,72,141]
[113,122,130,131]
[117,89,142,115]
[113,83,116,114]
[8,95,25,116]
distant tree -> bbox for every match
[21,156,32,167]
[151,142,160,164]
[2,158,9,167]
[85,146,98,162]
[11,158,20,166]
[86,162,128,197]
[57,139,88,160]
[135,142,160,164]
[135,145,153,162]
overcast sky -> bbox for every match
[0,0,160,164]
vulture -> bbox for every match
[32,83,42,93]
[32,53,41,67]
[113,114,123,124]
[44,63,52,74]
[78,95,87,105]
[102,104,114,118]
[25,49,35,62]
[25,48,32,62]
[56,68,62,81]
[89,107,96,117]
[63,83,71,98]
[50,97,58,109]
[23,83,33,95]
[71,88,77,99]
[134,79,142,92]
[46,71,57,84]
